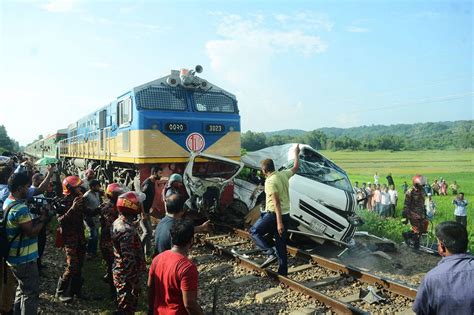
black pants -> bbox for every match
[455,215,467,226]
[37,225,47,263]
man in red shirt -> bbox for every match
[147,219,203,315]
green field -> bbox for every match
[321,150,474,252]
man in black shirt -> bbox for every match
[140,166,162,257]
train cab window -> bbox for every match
[135,86,187,111]
[117,98,132,126]
[193,92,236,113]
[99,110,107,129]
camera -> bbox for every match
[29,196,64,217]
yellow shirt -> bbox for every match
[264,170,293,215]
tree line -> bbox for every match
[0,125,20,154]
[242,120,473,151]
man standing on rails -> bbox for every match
[250,144,300,275]
[413,221,474,314]
[402,175,428,249]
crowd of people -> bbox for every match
[0,152,472,315]
[353,172,468,226]
[0,155,209,315]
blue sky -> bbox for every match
[0,0,472,145]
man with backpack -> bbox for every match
[0,158,15,315]
[2,172,48,315]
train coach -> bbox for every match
[25,65,241,214]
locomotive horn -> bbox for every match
[167,77,178,86]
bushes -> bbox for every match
[356,209,411,243]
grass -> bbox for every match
[321,150,474,252]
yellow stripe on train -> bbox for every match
[59,129,241,163]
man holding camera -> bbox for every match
[4,172,49,315]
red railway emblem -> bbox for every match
[186,132,205,152]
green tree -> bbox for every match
[241,131,267,151]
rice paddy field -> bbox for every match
[321,150,474,252]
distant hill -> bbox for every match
[242,120,473,151]
[264,129,307,137]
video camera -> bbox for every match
[29,196,65,217]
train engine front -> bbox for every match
[58,65,241,216]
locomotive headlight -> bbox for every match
[151,123,158,130]
[229,126,234,131]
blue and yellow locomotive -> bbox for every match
[25,66,241,213]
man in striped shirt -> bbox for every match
[4,172,48,314]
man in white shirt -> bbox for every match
[83,179,102,258]
[388,184,398,217]
[380,185,391,217]
[453,193,468,226]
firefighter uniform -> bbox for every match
[403,186,428,248]
[56,193,87,300]
[111,215,146,314]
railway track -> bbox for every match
[197,227,417,314]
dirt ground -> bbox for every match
[3,230,441,314]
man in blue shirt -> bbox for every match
[413,221,474,315]
[154,194,209,255]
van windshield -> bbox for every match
[285,155,353,193]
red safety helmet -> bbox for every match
[116,191,145,215]
[412,174,427,186]
[62,176,82,195]
[105,183,126,200]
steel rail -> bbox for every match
[204,240,367,315]
[231,228,418,299]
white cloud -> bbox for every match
[41,0,78,13]
[274,12,334,31]
[347,26,370,33]
[206,12,328,131]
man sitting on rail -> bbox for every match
[250,144,300,275]
[413,221,474,314]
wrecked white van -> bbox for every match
[238,144,363,245]
[183,144,362,245]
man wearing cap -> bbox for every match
[162,173,184,201]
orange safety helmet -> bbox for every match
[412,174,427,186]
[106,183,126,200]
[116,191,146,215]
[62,176,82,195]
